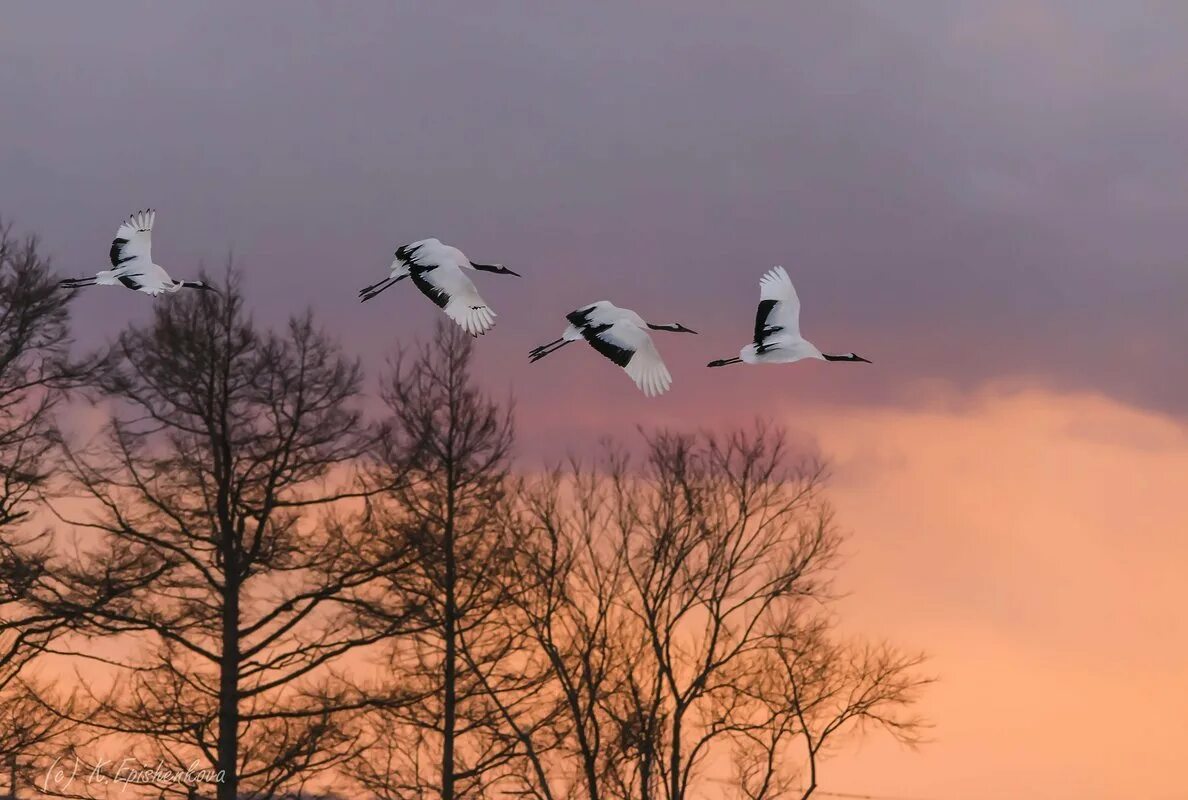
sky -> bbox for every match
[3,2,1186,798]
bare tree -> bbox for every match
[0,221,100,798]
[723,615,930,800]
[608,426,839,800]
[351,324,552,800]
[49,271,398,800]
[509,426,928,800]
[0,220,98,691]
[507,459,636,800]
[0,681,85,800]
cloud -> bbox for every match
[798,387,1188,799]
[1,2,1185,420]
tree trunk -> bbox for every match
[580,739,600,800]
[669,708,683,800]
[217,558,240,800]
[442,488,457,799]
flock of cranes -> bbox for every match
[60,209,871,397]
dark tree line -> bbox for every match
[0,221,101,797]
[0,229,929,800]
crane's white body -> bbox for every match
[361,237,512,336]
[60,210,207,296]
[710,266,869,367]
[740,266,820,364]
[534,301,678,397]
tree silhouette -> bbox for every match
[507,426,929,800]
[735,620,931,800]
[509,457,635,800]
[0,246,932,799]
[0,220,100,798]
[350,324,554,800]
[0,220,99,690]
[50,270,395,799]
[622,428,838,800]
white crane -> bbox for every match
[529,301,697,397]
[358,238,519,337]
[58,210,213,296]
[707,266,870,368]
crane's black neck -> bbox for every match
[647,322,697,334]
[470,261,520,276]
[822,352,871,363]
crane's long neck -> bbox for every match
[646,322,696,333]
[171,279,215,293]
[822,352,871,362]
[470,261,519,275]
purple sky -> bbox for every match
[6,6,1188,796]
[3,1,1186,447]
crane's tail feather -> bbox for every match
[707,357,743,367]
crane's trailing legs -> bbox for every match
[58,276,100,289]
[359,274,407,302]
[529,337,571,362]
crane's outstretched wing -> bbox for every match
[412,264,496,337]
[753,266,801,349]
[394,239,444,269]
[566,301,616,329]
[110,209,154,270]
[584,321,672,398]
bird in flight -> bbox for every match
[529,301,697,397]
[708,266,870,368]
[358,238,519,337]
[58,210,213,296]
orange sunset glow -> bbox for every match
[811,387,1188,799]
[4,3,1187,799]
